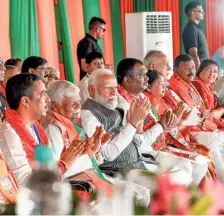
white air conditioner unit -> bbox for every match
[125,12,173,68]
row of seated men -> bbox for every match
[0,51,224,209]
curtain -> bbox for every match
[155,0,180,58]
[54,3,65,80]
[0,0,11,61]
[66,0,85,83]
[10,0,40,60]
[54,1,75,83]
[120,0,134,57]
[110,0,125,71]
[36,0,59,68]
[99,0,114,67]
[180,0,206,54]
[133,0,154,12]
[82,0,104,53]
[206,0,224,57]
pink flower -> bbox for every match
[201,180,224,214]
[150,174,190,215]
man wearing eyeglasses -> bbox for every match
[21,56,47,80]
[182,1,209,71]
[77,17,106,80]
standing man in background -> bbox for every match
[77,17,106,80]
[182,1,209,70]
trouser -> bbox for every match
[126,150,207,191]
[193,130,224,182]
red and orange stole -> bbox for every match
[6,109,49,166]
[192,77,217,110]
[192,77,224,130]
[169,74,217,132]
[41,109,114,197]
[168,76,217,181]
[144,90,210,158]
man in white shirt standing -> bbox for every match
[78,52,105,104]
[81,68,193,186]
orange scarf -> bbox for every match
[169,74,205,110]
[144,91,210,157]
[118,86,170,151]
[164,88,179,110]
[192,77,217,110]
[144,91,173,116]
[41,109,79,148]
[5,109,48,165]
[169,74,217,132]
[41,109,114,197]
[192,78,224,130]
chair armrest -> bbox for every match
[69,180,93,192]
[99,167,121,178]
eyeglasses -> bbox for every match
[36,67,46,72]
[193,9,205,14]
[98,26,106,33]
[5,65,18,70]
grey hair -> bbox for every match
[88,68,114,86]
[143,50,165,69]
[46,66,60,75]
[47,80,80,103]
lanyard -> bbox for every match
[32,124,41,145]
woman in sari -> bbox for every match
[192,60,224,127]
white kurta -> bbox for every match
[45,124,93,179]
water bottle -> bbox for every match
[16,145,72,215]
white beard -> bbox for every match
[95,90,118,109]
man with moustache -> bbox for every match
[81,68,193,186]
[169,55,224,182]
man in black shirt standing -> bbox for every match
[182,1,209,70]
[77,17,106,80]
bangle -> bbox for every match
[58,160,68,173]
[158,121,165,130]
